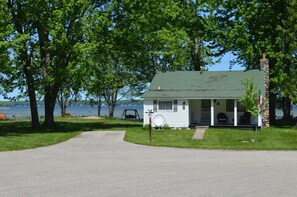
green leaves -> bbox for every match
[239,77,261,118]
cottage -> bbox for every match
[142,57,270,128]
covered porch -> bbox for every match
[189,99,261,128]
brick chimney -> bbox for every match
[260,54,270,127]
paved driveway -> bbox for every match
[1,131,297,197]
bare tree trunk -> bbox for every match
[151,54,158,80]
[191,37,203,71]
[269,90,276,124]
[104,90,118,118]
[44,84,60,127]
[24,64,40,128]
[108,101,116,117]
[282,97,291,120]
[58,90,70,116]
[97,94,102,117]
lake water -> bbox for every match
[0,105,144,119]
[0,105,296,120]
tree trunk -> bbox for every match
[38,25,58,127]
[97,95,102,117]
[151,54,158,80]
[105,90,118,118]
[61,96,68,116]
[27,81,40,128]
[62,104,67,116]
[43,84,60,127]
[58,92,65,116]
[282,97,291,120]
[269,91,276,124]
[60,103,67,116]
[23,53,40,128]
[191,37,203,71]
[10,6,40,128]
[108,102,116,117]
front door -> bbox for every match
[201,100,211,124]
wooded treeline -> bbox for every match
[0,0,297,127]
[0,100,143,107]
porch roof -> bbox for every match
[142,70,264,99]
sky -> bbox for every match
[0,52,244,101]
[208,52,244,71]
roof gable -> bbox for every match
[142,70,265,99]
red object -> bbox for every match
[258,93,263,108]
[0,114,5,120]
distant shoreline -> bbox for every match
[0,100,144,107]
[0,105,144,119]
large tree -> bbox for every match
[34,0,107,126]
[1,0,107,127]
[211,0,295,122]
[177,0,219,71]
[84,0,218,115]
[85,3,134,117]
[111,0,193,83]
[2,0,41,128]
[277,0,297,121]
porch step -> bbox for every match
[192,126,208,140]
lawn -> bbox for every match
[124,122,297,150]
[0,117,141,151]
[1,118,297,151]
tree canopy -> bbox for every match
[1,0,297,127]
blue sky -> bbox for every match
[208,52,243,71]
[0,53,243,101]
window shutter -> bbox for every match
[174,100,178,112]
[153,100,157,112]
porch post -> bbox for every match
[211,99,214,126]
[234,99,237,126]
[258,114,262,127]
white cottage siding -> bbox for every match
[143,99,189,128]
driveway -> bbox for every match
[1,131,297,197]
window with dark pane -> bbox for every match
[226,99,245,112]
[159,101,172,110]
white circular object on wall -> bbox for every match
[153,114,166,127]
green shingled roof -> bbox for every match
[142,70,264,99]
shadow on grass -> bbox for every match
[272,119,296,128]
[0,118,142,137]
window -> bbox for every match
[202,100,211,109]
[159,101,172,110]
[226,99,244,112]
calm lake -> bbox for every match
[0,105,144,119]
[0,105,296,120]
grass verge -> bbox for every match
[1,118,297,151]
[0,117,141,151]
[124,124,297,150]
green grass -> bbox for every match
[1,117,297,151]
[0,117,141,151]
[124,124,297,150]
